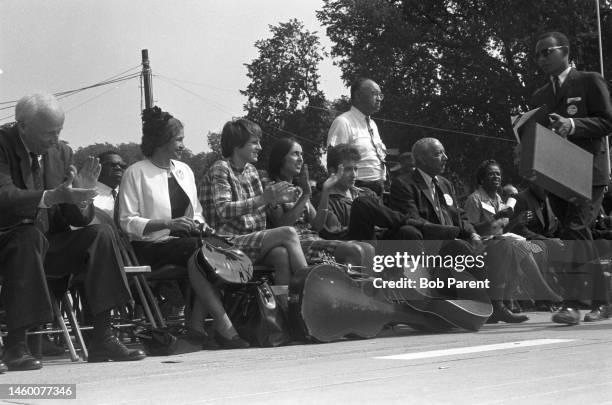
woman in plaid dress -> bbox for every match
[200,119,308,285]
[267,138,374,270]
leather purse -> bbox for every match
[189,235,253,284]
[223,280,290,347]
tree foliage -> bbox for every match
[74,142,144,168]
[317,0,612,193]
[241,19,333,176]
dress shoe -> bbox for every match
[28,334,65,359]
[584,306,610,322]
[214,332,250,349]
[184,328,220,350]
[3,343,43,371]
[88,335,146,362]
[487,302,529,324]
[551,307,580,325]
[0,361,7,374]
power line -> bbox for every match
[64,78,133,113]
[154,73,238,94]
[0,73,140,121]
[156,75,241,117]
[306,105,516,143]
[0,64,141,110]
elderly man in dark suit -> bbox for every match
[389,137,526,323]
[530,31,612,324]
[0,93,145,369]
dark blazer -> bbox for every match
[508,188,559,240]
[389,169,475,239]
[530,68,612,186]
[0,123,93,231]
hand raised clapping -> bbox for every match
[296,164,311,196]
[322,164,344,192]
[263,181,299,205]
[73,156,101,189]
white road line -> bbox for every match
[376,338,575,360]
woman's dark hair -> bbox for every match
[327,143,361,172]
[141,106,183,157]
[268,138,298,181]
[476,159,502,185]
[220,119,262,158]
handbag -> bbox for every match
[223,279,290,347]
[189,234,253,284]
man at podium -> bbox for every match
[530,31,612,324]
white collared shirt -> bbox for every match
[327,106,387,182]
[91,181,117,223]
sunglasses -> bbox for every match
[104,162,127,169]
[535,46,567,59]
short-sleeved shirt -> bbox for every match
[327,106,387,182]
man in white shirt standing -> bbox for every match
[327,77,387,196]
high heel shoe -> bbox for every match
[214,332,250,349]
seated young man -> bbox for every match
[315,143,412,242]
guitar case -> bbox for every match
[289,264,458,343]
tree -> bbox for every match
[242,19,333,177]
[318,0,612,192]
[74,142,144,169]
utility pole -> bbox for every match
[141,49,154,109]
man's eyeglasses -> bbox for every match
[535,46,567,59]
[371,92,384,100]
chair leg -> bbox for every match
[61,293,88,361]
[131,275,158,329]
[139,275,167,328]
[51,298,79,362]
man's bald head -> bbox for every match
[15,93,64,154]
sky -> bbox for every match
[0,0,345,154]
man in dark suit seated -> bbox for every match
[530,31,612,324]
[0,93,145,369]
[389,137,526,323]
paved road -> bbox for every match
[1,312,611,405]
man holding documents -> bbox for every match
[530,31,612,324]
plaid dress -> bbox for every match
[200,159,267,262]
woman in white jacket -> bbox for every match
[118,107,249,349]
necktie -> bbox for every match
[112,188,120,226]
[431,176,448,226]
[30,153,49,232]
[552,75,560,95]
[366,117,385,161]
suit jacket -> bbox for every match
[530,68,612,186]
[389,169,475,239]
[0,123,93,231]
[509,188,559,240]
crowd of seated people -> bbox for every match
[2,83,611,373]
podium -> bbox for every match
[519,123,592,204]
